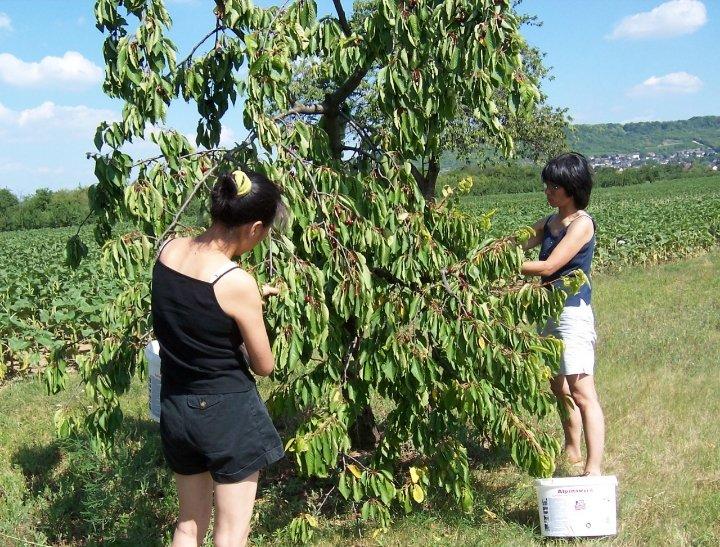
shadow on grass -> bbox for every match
[12,417,172,546]
[10,413,541,545]
[9,416,322,545]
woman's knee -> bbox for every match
[570,387,600,411]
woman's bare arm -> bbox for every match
[522,216,594,277]
[214,269,275,376]
[521,216,549,251]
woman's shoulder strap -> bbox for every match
[156,238,175,260]
[210,263,241,285]
[569,211,596,232]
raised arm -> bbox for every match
[521,216,550,251]
[522,216,594,277]
[215,269,275,377]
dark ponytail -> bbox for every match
[210,169,285,228]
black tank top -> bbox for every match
[151,254,255,394]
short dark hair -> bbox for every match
[541,152,593,209]
[210,169,285,228]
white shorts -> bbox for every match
[541,301,597,376]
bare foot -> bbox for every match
[582,469,602,476]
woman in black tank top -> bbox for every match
[152,169,286,546]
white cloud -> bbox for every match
[0,12,11,31]
[608,0,707,40]
[0,101,119,143]
[220,126,236,147]
[0,51,103,88]
[628,72,703,96]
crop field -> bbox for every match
[0,175,718,544]
[463,175,720,271]
[0,226,119,382]
[1,175,719,386]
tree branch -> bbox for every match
[158,163,219,247]
[337,110,381,155]
[179,24,226,67]
[341,146,376,162]
[274,103,326,121]
[332,0,352,37]
[327,65,371,106]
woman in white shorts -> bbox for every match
[521,152,605,476]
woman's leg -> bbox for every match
[172,472,214,547]
[567,373,605,475]
[551,375,584,463]
[213,471,259,547]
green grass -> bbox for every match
[1,252,718,545]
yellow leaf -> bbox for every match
[483,508,498,520]
[412,484,425,503]
[306,514,319,528]
[409,466,420,484]
[347,464,362,479]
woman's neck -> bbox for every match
[557,202,579,221]
[193,224,244,258]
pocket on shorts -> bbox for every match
[185,393,255,455]
[186,393,227,411]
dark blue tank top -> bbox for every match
[539,214,596,307]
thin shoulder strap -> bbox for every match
[567,212,596,234]
[156,238,175,260]
[210,264,240,285]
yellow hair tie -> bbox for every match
[232,170,252,197]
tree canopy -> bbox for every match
[54,0,581,538]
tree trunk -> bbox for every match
[349,404,381,450]
[411,156,440,202]
[423,156,440,201]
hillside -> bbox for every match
[568,116,720,156]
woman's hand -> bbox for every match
[261,284,280,299]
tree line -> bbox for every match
[567,115,720,156]
[3,159,716,232]
[441,161,720,196]
[0,187,90,231]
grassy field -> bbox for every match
[1,251,718,546]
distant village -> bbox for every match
[588,146,720,171]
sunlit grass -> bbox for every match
[1,252,718,545]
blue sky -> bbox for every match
[0,0,717,196]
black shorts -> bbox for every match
[160,387,284,483]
